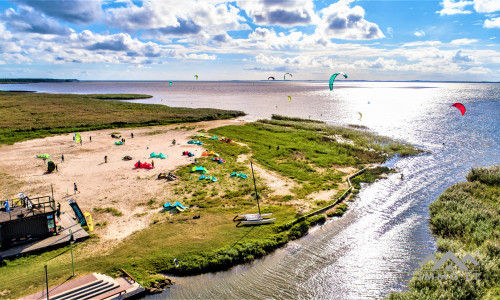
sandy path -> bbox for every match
[0,119,245,242]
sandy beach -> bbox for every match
[0,119,246,244]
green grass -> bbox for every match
[0,92,244,145]
[209,119,410,198]
[388,165,500,300]
[94,207,123,217]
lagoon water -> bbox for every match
[5,81,499,299]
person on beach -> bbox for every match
[105,156,108,163]
[56,203,61,220]
[401,173,404,180]
[80,139,82,145]
[61,154,64,162]
[172,139,176,146]
[131,132,134,138]
[43,157,46,163]
[152,160,155,168]
[74,183,78,194]
[89,136,92,142]
[55,164,58,172]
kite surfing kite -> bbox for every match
[451,103,466,115]
[194,75,198,80]
[329,73,348,91]
[169,81,173,86]
[284,73,292,80]
[358,112,363,121]
[74,133,81,143]
[268,76,275,80]
[288,96,292,102]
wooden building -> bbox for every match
[0,194,57,250]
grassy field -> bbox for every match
[0,114,418,299]
[0,91,244,145]
[389,165,500,300]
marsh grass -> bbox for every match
[389,165,500,300]
[0,92,244,145]
[94,207,123,217]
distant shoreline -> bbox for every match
[2,79,499,84]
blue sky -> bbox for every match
[0,0,499,81]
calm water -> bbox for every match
[4,81,499,299]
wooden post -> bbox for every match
[45,265,49,300]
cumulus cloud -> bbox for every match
[15,0,102,24]
[237,0,316,26]
[414,30,425,37]
[436,0,473,15]
[473,0,500,13]
[317,0,385,40]
[105,0,247,39]
[2,7,72,35]
[484,17,500,28]
[452,50,473,63]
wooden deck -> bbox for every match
[0,212,89,259]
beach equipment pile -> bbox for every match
[135,161,153,169]
[212,157,225,164]
[163,201,189,212]
[198,174,218,182]
[190,166,208,173]
[150,152,167,159]
[209,135,218,140]
[182,151,195,157]
[202,150,219,157]
[158,172,177,181]
[230,172,247,179]
[187,140,203,145]
[123,155,132,160]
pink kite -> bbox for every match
[451,103,466,116]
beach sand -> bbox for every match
[0,119,245,245]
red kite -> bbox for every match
[451,103,466,115]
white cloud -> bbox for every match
[185,53,216,60]
[452,50,473,62]
[436,0,473,15]
[414,30,425,37]
[105,0,247,38]
[473,0,500,13]
[237,0,316,26]
[450,38,478,45]
[402,41,442,47]
[484,17,500,28]
[317,0,384,40]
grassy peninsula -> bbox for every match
[389,165,500,300]
[0,91,244,145]
[0,110,418,298]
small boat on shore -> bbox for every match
[233,213,273,221]
[239,218,276,226]
[234,161,276,226]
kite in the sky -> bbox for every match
[329,73,348,91]
[194,75,198,80]
[268,76,275,80]
[169,81,173,86]
[451,103,466,115]
[288,96,292,102]
[358,112,362,121]
[284,73,292,80]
